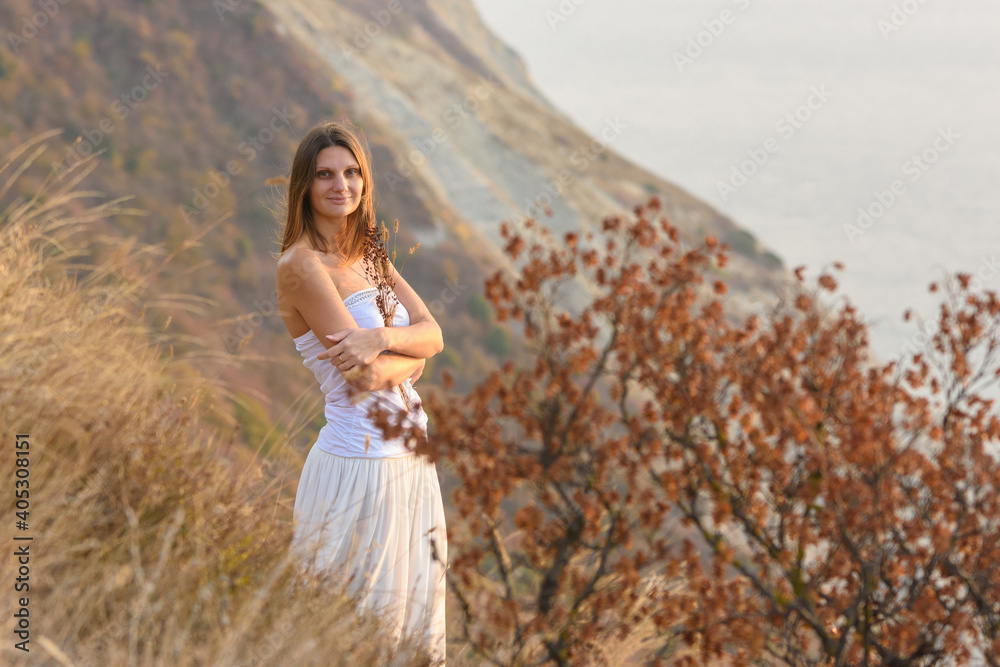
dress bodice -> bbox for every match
[293,287,428,458]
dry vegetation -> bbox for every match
[4,127,1000,667]
[415,201,1000,664]
[0,133,444,666]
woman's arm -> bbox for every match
[279,250,427,391]
[320,320,442,367]
[346,351,425,393]
[380,321,442,359]
[380,263,444,359]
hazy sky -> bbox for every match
[471,0,1000,360]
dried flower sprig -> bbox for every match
[360,218,418,412]
[389,217,421,269]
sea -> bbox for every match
[472,0,1000,363]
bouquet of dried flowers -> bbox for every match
[359,218,421,412]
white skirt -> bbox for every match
[291,446,448,664]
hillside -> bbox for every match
[0,139,443,664]
[0,0,789,459]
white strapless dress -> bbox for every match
[289,287,447,664]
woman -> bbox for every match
[275,120,447,664]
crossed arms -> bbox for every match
[278,248,444,392]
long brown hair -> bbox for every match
[278,119,375,264]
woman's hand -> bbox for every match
[317,328,386,372]
[408,358,426,385]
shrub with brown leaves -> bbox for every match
[408,197,1000,666]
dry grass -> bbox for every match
[0,130,722,667]
[0,132,444,666]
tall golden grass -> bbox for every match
[0,132,441,666]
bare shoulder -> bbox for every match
[277,245,322,293]
[277,243,316,270]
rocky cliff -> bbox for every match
[0,0,788,453]
[265,0,786,300]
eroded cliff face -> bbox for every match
[0,0,789,450]
[263,0,789,308]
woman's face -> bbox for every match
[309,145,363,225]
